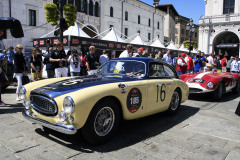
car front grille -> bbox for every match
[30,93,58,116]
[189,88,203,93]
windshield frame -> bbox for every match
[97,59,147,79]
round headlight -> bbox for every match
[25,101,31,110]
[63,96,75,114]
[206,82,214,89]
[59,111,67,122]
[19,87,26,100]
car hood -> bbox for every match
[31,75,136,98]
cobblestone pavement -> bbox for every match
[0,86,240,160]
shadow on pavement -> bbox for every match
[189,91,240,103]
[0,103,24,114]
[35,105,199,153]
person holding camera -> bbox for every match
[68,49,82,77]
[193,50,203,73]
[30,47,43,81]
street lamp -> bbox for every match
[153,0,160,7]
[186,18,196,54]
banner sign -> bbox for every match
[216,44,238,48]
[32,36,68,47]
[33,36,183,54]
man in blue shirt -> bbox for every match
[163,49,173,65]
[6,46,15,73]
[193,51,203,73]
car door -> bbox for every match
[147,62,176,115]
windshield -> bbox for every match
[97,60,146,78]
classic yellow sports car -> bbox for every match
[22,58,189,144]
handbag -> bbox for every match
[22,75,30,85]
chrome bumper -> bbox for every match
[22,109,77,135]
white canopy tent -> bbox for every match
[102,28,124,42]
[150,39,165,48]
[63,22,90,38]
[166,41,178,50]
[192,48,198,53]
[178,44,188,52]
[129,34,146,45]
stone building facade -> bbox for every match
[0,0,178,52]
[198,0,240,57]
[175,15,199,48]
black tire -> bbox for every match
[233,79,240,94]
[212,82,224,100]
[166,89,181,115]
[81,98,120,145]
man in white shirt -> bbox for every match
[230,56,240,73]
[207,53,214,65]
[99,50,109,65]
[119,45,133,58]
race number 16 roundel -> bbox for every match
[127,88,142,113]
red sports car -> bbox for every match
[180,71,240,99]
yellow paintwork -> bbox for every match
[24,77,189,130]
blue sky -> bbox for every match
[141,0,205,24]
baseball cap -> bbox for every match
[181,53,186,57]
[138,48,144,52]
[0,53,5,61]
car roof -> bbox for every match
[112,57,159,63]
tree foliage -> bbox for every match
[63,4,77,26]
[44,3,59,26]
[183,40,198,50]
[44,3,76,27]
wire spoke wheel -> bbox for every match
[94,106,115,137]
[170,92,180,111]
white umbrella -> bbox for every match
[150,39,165,48]
[63,22,90,38]
[102,28,124,42]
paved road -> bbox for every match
[0,86,240,160]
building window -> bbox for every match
[68,0,74,4]
[137,30,140,35]
[181,28,185,34]
[29,9,36,26]
[110,25,113,29]
[157,35,160,38]
[223,0,235,14]
[83,0,87,14]
[110,7,113,17]
[95,2,99,17]
[148,19,151,27]
[148,33,151,41]
[76,0,82,12]
[157,21,160,29]
[125,28,128,39]
[175,37,178,44]
[181,37,184,43]
[138,15,141,24]
[89,0,93,16]
[195,32,197,37]
[175,28,178,34]
[125,11,128,21]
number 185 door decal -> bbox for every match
[127,88,142,113]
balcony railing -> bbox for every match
[199,14,240,25]
[76,12,100,25]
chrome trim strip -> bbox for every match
[22,109,77,135]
